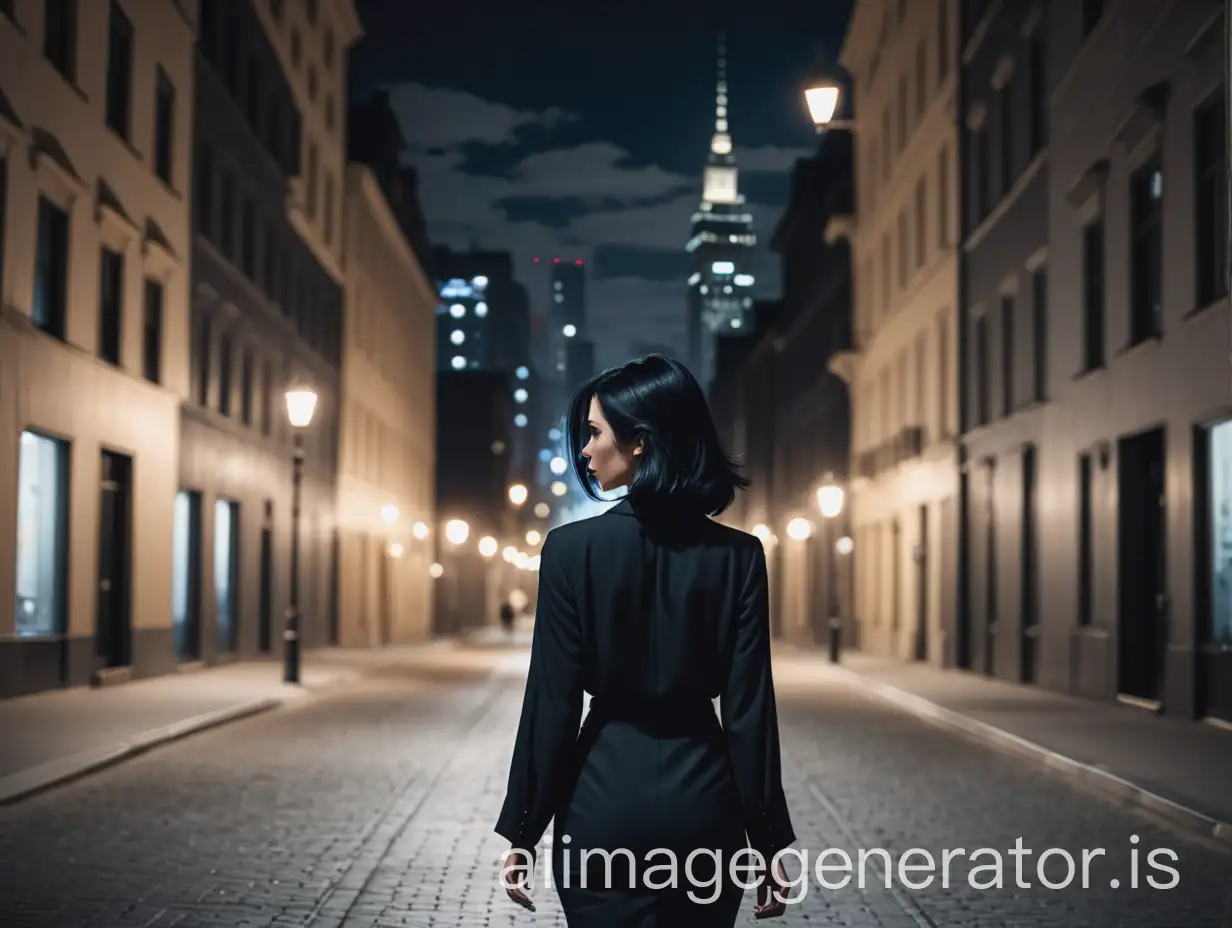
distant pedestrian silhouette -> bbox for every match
[499,602,515,638]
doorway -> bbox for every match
[172,490,202,661]
[258,500,273,653]
[378,543,392,646]
[95,451,133,671]
[1117,427,1167,706]
[214,498,240,655]
[984,460,998,676]
[1020,445,1039,683]
[914,504,929,661]
[1197,419,1232,723]
[891,518,902,645]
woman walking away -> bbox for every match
[493,354,795,925]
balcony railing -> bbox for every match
[854,425,924,480]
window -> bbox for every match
[1196,89,1229,308]
[224,11,240,95]
[881,108,892,179]
[1028,36,1046,155]
[1081,218,1105,370]
[43,0,76,82]
[937,146,949,246]
[15,431,70,637]
[0,157,6,297]
[1031,266,1047,402]
[1081,0,1104,38]
[898,210,909,286]
[240,347,253,425]
[897,76,908,150]
[1000,295,1014,415]
[154,68,175,185]
[34,198,69,339]
[261,359,274,436]
[1207,420,1232,646]
[220,172,235,256]
[323,171,334,245]
[1128,158,1162,344]
[915,178,927,268]
[973,126,991,220]
[199,0,218,60]
[218,335,232,416]
[105,1,133,139]
[306,142,318,217]
[324,29,335,69]
[194,314,211,405]
[1077,453,1093,625]
[937,312,949,436]
[98,248,123,365]
[308,66,317,102]
[974,313,989,427]
[291,29,301,66]
[999,83,1013,195]
[915,42,927,117]
[143,278,163,383]
[306,0,318,23]
[263,224,277,295]
[937,0,949,85]
[195,142,213,237]
[241,197,256,278]
[214,499,239,653]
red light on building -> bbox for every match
[575,259,583,266]
[533,256,540,263]
[553,257,560,263]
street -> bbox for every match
[0,640,1228,928]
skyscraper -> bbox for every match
[549,258,587,379]
[686,34,758,386]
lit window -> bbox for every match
[451,355,466,369]
[475,301,488,317]
[450,330,465,345]
[514,413,528,427]
[15,431,69,637]
[450,304,465,318]
[516,365,530,379]
[514,388,528,403]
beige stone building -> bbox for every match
[832,0,961,664]
[0,0,196,696]
[255,0,359,288]
[336,164,436,647]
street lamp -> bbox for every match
[804,57,852,132]
[508,483,528,506]
[478,535,498,557]
[445,519,470,545]
[283,383,318,684]
[814,472,847,663]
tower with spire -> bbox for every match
[686,33,757,386]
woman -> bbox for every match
[494,354,795,924]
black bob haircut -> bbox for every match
[565,354,749,518]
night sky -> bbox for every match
[349,0,854,370]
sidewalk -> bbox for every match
[777,645,1232,849]
[0,637,462,806]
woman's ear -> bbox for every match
[632,435,645,457]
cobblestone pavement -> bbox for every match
[0,645,1228,927]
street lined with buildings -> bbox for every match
[0,638,1227,926]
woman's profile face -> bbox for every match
[581,395,641,491]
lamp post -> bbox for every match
[815,473,845,663]
[283,384,318,684]
[804,57,853,133]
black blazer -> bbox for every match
[494,496,795,865]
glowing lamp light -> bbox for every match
[549,455,567,475]
[534,502,550,518]
[475,302,488,317]
[516,365,529,380]
[388,543,405,558]
[551,480,568,497]
[478,536,498,557]
[508,483,529,506]
[804,59,844,127]
[816,479,845,519]
[429,562,444,578]
[786,517,813,541]
[284,386,318,428]
[514,388,528,403]
[503,545,519,562]
[380,503,399,525]
[444,519,469,545]
[450,329,465,344]
[836,535,855,556]
[563,324,577,337]
[451,356,466,370]
[413,521,430,539]
[751,523,772,545]
[472,275,489,287]
[711,260,735,274]
[525,529,541,546]
[449,303,465,318]
[529,555,541,571]
[516,552,531,570]
[514,413,528,427]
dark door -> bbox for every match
[96,451,132,671]
[173,490,202,662]
[984,461,998,676]
[1196,421,1232,723]
[1021,445,1039,683]
[258,501,273,653]
[957,471,972,670]
[891,518,902,640]
[914,504,929,661]
[1117,428,1167,705]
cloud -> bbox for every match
[733,144,816,173]
[510,142,693,204]
[385,81,575,148]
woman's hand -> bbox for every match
[753,856,791,919]
[500,848,536,912]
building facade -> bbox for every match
[181,0,348,666]
[335,165,435,648]
[0,0,196,696]
[686,37,758,386]
[962,0,1229,721]
[834,0,961,666]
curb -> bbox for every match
[825,663,1232,851]
[0,698,283,806]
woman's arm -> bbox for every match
[494,530,584,854]
[721,541,796,863]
